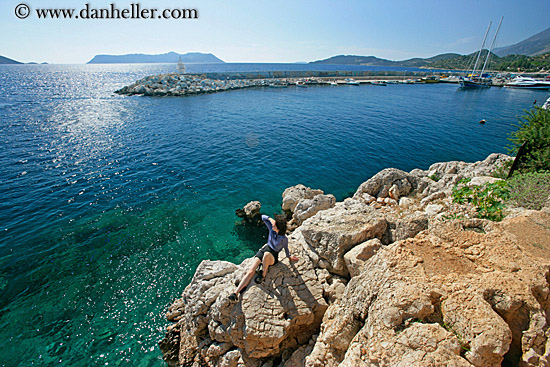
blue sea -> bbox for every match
[0,63,548,366]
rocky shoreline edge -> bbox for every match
[114,72,432,98]
[159,153,550,367]
[115,73,275,97]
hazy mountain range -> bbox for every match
[0,55,23,64]
[493,27,550,57]
[87,52,224,64]
[309,53,460,67]
[1,27,548,66]
[311,27,550,66]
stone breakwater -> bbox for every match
[159,153,550,367]
[115,73,300,97]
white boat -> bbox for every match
[543,96,550,110]
[345,78,360,85]
[295,81,307,88]
[505,76,550,90]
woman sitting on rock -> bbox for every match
[229,214,299,301]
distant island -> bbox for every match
[87,51,224,64]
[0,55,23,65]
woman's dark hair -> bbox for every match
[274,214,287,235]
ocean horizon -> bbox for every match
[1,63,548,366]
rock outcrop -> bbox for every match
[160,153,550,367]
[236,201,262,226]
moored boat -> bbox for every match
[505,76,550,90]
[421,76,440,84]
[345,78,360,85]
[459,76,492,88]
[459,17,503,90]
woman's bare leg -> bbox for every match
[261,252,275,278]
[234,257,262,296]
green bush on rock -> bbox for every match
[508,107,550,174]
[452,179,510,221]
[507,171,550,210]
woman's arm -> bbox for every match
[261,215,273,231]
[282,238,299,261]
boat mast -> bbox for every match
[480,16,503,76]
[471,21,492,77]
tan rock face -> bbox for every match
[293,194,336,226]
[306,211,550,367]
[160,154,550,367]
[282,184,324,213]
[300,199,387,277]
[160,245,328,365]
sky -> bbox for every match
[1,0,549,64]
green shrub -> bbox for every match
[428,173,441,182]
[508,107,550,173]
[507,171,550,210]
[452,178,510,221]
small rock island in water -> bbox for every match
[158,153,550,367]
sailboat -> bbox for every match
[459,17,503,89]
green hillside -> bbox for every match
[427,51,550,72]
[310,53,459,67]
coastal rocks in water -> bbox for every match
[300,199,387,277]
[160,242,328,365]
[235,201,262,225]
[115,73,271,97]
[160,153,550,367]
[281,184,324,214]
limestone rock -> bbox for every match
[160,153,550,367]
[343,238,382,277]
[293,194,336,226]
[282,184,324,213]
[236,201,262,225]
[161,243,328,365]
[300,199,387,277]
[354,168,417,199]
[305,211,550,367]
[385,213,429,244]
[420,191,447,206]
[468,176,502,187]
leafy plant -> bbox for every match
[441,213,465,221]
[452,178,510,221]
[507,171,550,210]
[428,173,441,182]
[508,107,550,174]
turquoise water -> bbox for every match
[1,63,548,366]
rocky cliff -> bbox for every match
[159,153,550,367]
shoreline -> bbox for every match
[159,153,550,366]
[115,71,464,97]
